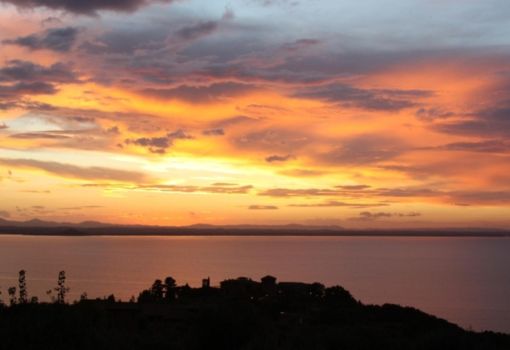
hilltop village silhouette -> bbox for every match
[1,271,509,349]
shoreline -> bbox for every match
[0,228,509,238]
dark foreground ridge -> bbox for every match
[1,273,509,350]
[1,218,509,236]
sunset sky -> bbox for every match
[0,0,509,228]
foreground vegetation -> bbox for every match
[1,271,509,349]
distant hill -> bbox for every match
[0,218,509,237]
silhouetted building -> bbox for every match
[220,277,260,297]
[261,275,277,286]
[202,277,210,289]
[261,275,278,296]
[278,282,311,297]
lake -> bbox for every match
[0,235,509,333]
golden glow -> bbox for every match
[0,5,509,228]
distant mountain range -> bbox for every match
[0,218,509,237]
[0,218,113,228]
[0,218,343,230]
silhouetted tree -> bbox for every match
[137,289,152,303]
[79,292,88,302]
[325,285,356,306]
[151,279,164,300]
[54,271,69,304]
[8,286,16,305]
[18,270,27,304]
[164,276,176,300]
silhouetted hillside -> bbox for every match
[1,274,509,349]
[0,218,509,237]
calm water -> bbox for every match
[0,235,509,333]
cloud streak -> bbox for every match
[3,27,79,52]
[0,158,147,182]
[248,205,278,210]
[294,83,433,111]
[0,0,176,15]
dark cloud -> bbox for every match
[82,29,455,102]
[359,211,393,219]
[0,99,58,111]
[84,183,254,194]
[278,169,329,177]
[415,107,454,121]
[78,26,170,56]
[265,154,294,163]
[3,113,123,151]
[126,136,171,154]
[373,187,510,206]
[141,82,257,103]
[0,123,8,129]
[15,205,54,216]
[377,164,434,179]
[189,48,498,91]
[167,129,193,140]
[0,210,10,218]
[234,128,311,153]
[281,38,320,52]
[0,101,19,110]
[375,187,441,198]
[335,185,371,190]
[0,0,175,15]
[319,135,405,165]
[59,205,103,210]
[449,190,510,205]
[434,140,510,153]
[106,126,120,134]
[289,200,387,208]
[259,184,443,200]
[202,128,225,136]
[248,205,278,210]
[258,183,453,208]
[212,115,260,128]
[351,211,421,221]
[10,132,71,139]
[259,187,341,197]
[175,21,218,41]
[294,83,432,111]
[5,103,177,146]
[0,158,147,182]
[0,60,78,83]
[434,107,510,138]
[0,82,57,97]
[199,62,332,85]
[125,129,193,154]
[0,60,78,100]
[397,212,421,217]
[3,27,79,52]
